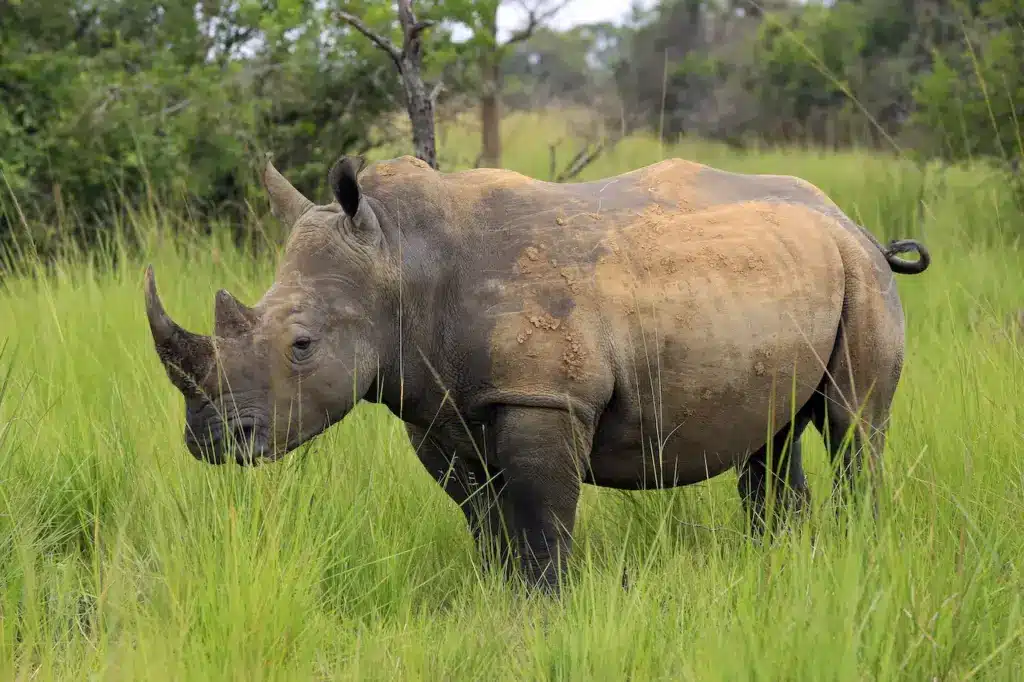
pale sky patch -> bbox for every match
[450,0,656,42]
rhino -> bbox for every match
[143,153,930,592]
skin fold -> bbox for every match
[144,153,931,593]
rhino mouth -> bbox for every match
[226,416,270,466]
[186,414,270,466]
[184,405,335,466]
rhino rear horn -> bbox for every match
[144,265,214,395]
[262,157,314,226]
[214,289,256,338]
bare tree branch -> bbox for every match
[337,11,401,64]
[407,19,435,43]
[397,0,430,60]
[555,133,620,183]
[504,0,570,46]
[161,99,192,117]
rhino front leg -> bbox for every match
[492,406,592,594]
[405,423,511,575]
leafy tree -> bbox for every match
[0,0,396,254]
[501,22,624,112]
[911,0,1024,165]
[612,0,712,138]
[438,0,569,168]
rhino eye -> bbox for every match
[291,336,314,362]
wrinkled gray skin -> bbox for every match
[145,154,931,593]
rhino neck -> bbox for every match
[359,164,571,431]
[362,218,470,428]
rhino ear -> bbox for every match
[328,156,379,242]
[329,156,365,218]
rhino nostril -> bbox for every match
[232,422,257,447]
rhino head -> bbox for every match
[144,156,397,465]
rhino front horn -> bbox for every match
[262,157,314,226]
[144,265,214,394]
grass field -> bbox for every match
[2,112,1024,680]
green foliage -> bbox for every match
[750,5,864,138]
[325,0,458,84]
[423,0,585,98]
[911,1,1024,164]
[612,0,1020,165]
[434,0,504,56]
[614,0,709,137]
[502,24,624,110]
[0,0,398,258]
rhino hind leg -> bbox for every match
[809,297,904,519]
[810,360,895,519]
[737,406,813,538]
[404,423,512,577]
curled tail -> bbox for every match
[881,239,930,275]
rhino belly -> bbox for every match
[586,322,837,489]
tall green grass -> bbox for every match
[1,115,1023,680]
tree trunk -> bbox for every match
[336,1,440,170]
[479,59,502,168]
[399,56,438,170]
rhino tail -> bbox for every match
[881,238,931,275]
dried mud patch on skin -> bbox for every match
[756,206,781,226]
[674,305,698,326]
[529,313,562,331]
[501,300,595,381]
[512,239,593,298]
[553,210,604,227]
[371,155,434,178]
[559,266,586,295]
[517,244,545,275]
[620,204,681,275]
[514,239,560,273]
[591,200,843,389]
[562,330,587,381]
[501,232,606,383]
[504,303,562,363]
